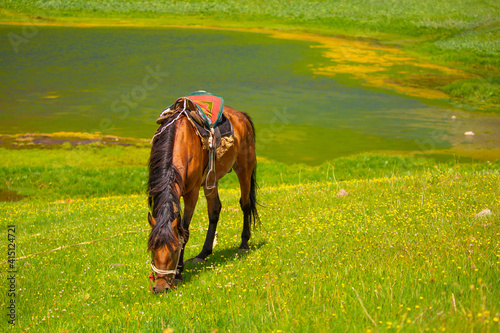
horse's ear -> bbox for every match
[148,212,157,227]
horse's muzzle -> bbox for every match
[149,273,182,294]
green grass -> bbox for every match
[3,145,498,202]
[1,0,499,111]
[0,146,151,200]
[440,78,500,110]
[1,146,500,331]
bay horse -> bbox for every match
[147,100,259,293]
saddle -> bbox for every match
[156,91,234,149]
[155,91,235,189]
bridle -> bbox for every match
[148,236,184,293]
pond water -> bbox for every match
[1,25,499,164]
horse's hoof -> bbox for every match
[184,257,206,265]
[238,248,250,254]
[192,257,206,264]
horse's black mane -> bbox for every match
[147,119,183,252]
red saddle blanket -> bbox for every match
[184,91,224,128]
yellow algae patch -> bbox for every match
[268,31,469,99]
[49,131,104,140]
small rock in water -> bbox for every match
[464,131,475,136]
[474,209,492,218]
[337,189,349,197]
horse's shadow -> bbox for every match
[180,241,266,285]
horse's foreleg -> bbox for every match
[196,186,221,260]
[176,188,199,281]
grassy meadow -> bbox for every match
[1,0,499,111]
[1,144,500,332]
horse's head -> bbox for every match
[147,212,183,293]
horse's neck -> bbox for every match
[172,117,207,191]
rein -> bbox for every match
[149,236,184,293]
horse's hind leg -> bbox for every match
[195,186,221,261]
[234,160,257,252]
[239,197,252,251]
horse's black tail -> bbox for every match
[249,164,260,228]
[241,111,260,229]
